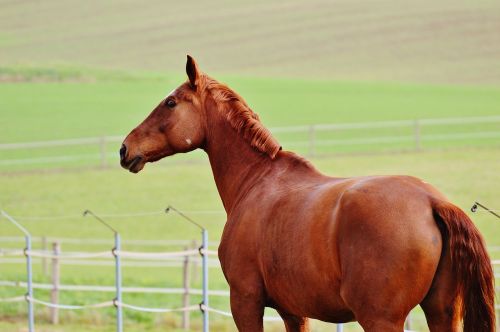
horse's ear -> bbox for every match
[186,55,200,90]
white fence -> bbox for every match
[1,115,499,169]
[1,203,499,331]
[2,240,499,331]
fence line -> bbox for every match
[4,236,499,251]
[0,248,212,260]
[0,295,26,303]
[0,257,221,268]
[4,210,225,221]
[1,115,499,168]
[1,211,499,331]
[0,210,228,332]
[0,236,221,247]
[0,280,230,296]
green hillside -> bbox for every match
[1,0,500,84]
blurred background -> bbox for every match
[0,0,499,331]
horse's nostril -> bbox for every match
[119,144,127,160]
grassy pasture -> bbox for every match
[1,147,499,331]
[1,69,499,172]
[0,66,499,331]
[2,71,500,144]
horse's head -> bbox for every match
[120,55,206,173]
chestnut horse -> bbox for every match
[120,56,495,332]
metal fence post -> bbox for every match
[1,211,35,332]
[114,232,123,332]
[83,210,121,332]
[164,206,208,332]
[202,229,209,332]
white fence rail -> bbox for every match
[1,202,499,331]
[1,116,499,168]
[2,244,499,330]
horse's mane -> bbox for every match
[201,76,282,159]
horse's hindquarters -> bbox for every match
[335,177,443,329]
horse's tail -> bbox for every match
[432,199,496,332]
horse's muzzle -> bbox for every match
[121,155,144,173]
[120,144,144,173]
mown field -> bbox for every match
[1,0,500,85]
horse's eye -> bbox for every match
[166,99,176,108]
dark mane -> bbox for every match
[200,76,282,159]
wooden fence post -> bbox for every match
[497,307,499,332]
[308,125,316,157]
[41,236,48,277]
[182,247,191,330]
[191,240,199,283]
[414,119,421,151]
[51,241,60,324]
[99,137,107,168]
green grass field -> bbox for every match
[0,50,499,332]
[1,0,500,331]
[1,69,499,172]
[1,0,500,85]
[1,147,499,332]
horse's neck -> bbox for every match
[204,118,272,214]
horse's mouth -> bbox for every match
[121,156,145,173]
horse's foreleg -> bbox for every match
[278,311,310,332]
[230,290,265,332]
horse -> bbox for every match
[120,56,495,332]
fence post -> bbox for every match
[414,119,421,151]
[99,137,107,168]
[26,235,35,332]
[308,125,316,157]
[50,241,60,324]
[182,247,191,330]
[1,211,35,332]
[496,305,499,332]
[201,229,209,332]
[113,232,123,332]
[191,239,199,283]
[41,236,48,277]
[83,210,121,331]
